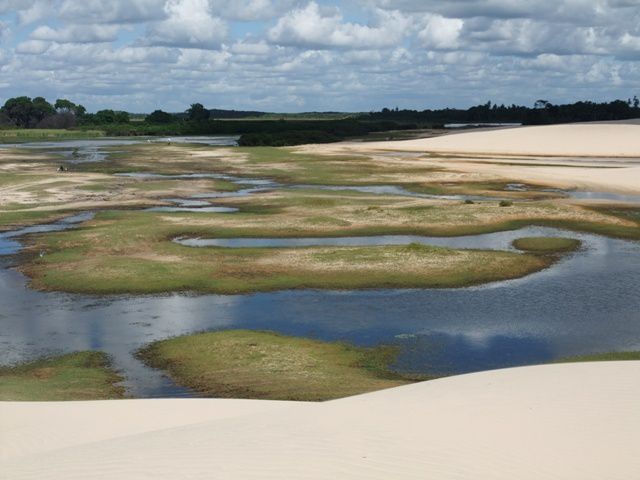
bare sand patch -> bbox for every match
[3,362,639,479]
[305,124,640,194]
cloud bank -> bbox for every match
[0,0,638,112]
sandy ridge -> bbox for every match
[2,362,639,479]
[306,123,640,194]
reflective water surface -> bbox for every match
[174,227,575,250]
[1,218,639,397]
[0,136,239,163]
[1,141,639,397]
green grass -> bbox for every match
[591,206,640,225]
[20,209,557,295]
[512,237,582,253]
[0,351,125,401]
[555,351,640,363]
[0,209,75,231]
[138,330,421,401]
[0,129,105,143]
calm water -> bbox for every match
[1,217,639,397]
[174,228,572,250]
[289,184,498,202]
[0,136,239,164]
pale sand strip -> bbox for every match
[444,161,640,194]
[2,362,639,479]
[361,124,640,158]
[309,123,640,194]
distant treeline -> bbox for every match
[365,98,640,125]
[2,96,639,146]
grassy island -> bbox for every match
[512,237,582,253]
[138,330,422,401]
[0,351,124,401]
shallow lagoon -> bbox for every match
[0,136,239,164]
[1,142,639,397]
[1,217,639,397]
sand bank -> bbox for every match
[3,361,639,479]
[363,123,640,158]
[308,123,640,194]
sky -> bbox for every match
[0,0,639,113]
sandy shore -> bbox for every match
[308,123,640,194]
[3,362,639,479]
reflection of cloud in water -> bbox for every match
[392,332,555,375]
[1,216,639,397]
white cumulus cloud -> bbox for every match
[145,0,227,49]
[268,2,409,49]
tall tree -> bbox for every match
[146,110,175,124]
[1,97,35,127]
[31,97,55,123]
[187,103,209,122]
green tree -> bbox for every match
[114,111,130,123]
[187,103,209,122]
[95,109,116,124]
[146,109,175,124]
[31,97,55,123]
[1,96,35,127]
[54,99,77,113]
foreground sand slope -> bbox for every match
[3,362,639,479]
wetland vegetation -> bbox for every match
[512,237,582,253]
[2,141,639,295]
[0,351,124,401]
[1,136,639,397]
[138,330,417,401]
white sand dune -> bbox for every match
[3,362,639,479]
[363,123,640,158]
[317,123,640,194]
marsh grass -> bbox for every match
[0,129,105,143]
[138,330,422,401]
[555,351,640,363]
[20,209,556,294]
[512,237,582,253]
[0,351,124,401]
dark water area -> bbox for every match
[1,217,639,397]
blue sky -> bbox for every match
[1,0,639,113]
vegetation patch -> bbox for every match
[0,129,105,143]
[555,351,640,363]
[0,351,124,401]
[138,330,421,401]
[512,237,582,253]
[19,209,559,294]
